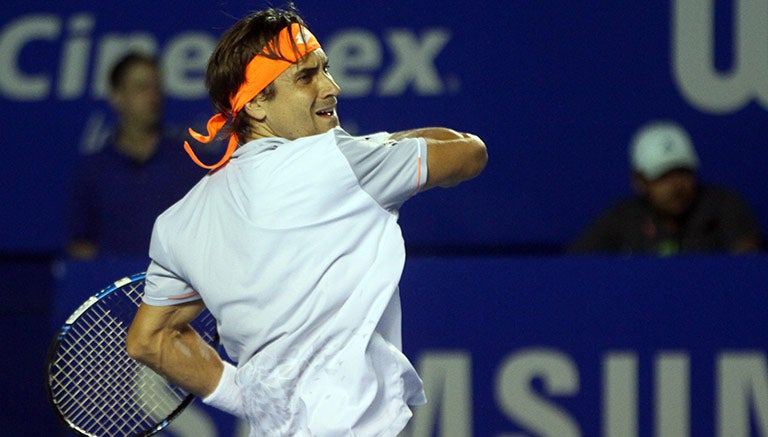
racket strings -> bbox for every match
[47,279,217,437]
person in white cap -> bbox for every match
[569,120,761,255]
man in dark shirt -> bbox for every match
[65,52,206,259]
[569,121,762,255]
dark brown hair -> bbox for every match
[206,3,307,141]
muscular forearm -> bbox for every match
[126,298,245,417]
[126,304,223,397]
[389,127,465,141]
[152,325,223,396]
[129,324,223,396]
[388,125,488,190]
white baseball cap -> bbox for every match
[629,121,699,180]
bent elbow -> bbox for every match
[125,336,148,363]
[469,141,488,178]
[439,151,487,188]
[125,327,159,366]
[457,139,488,183]
[424,135,488,189]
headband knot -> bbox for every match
[185,23,321,170]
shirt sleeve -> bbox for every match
[142,260,200,305]
[143,223,200,306]
[333,129,428,211]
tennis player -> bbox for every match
[126,4,487,435]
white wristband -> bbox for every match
[202,361,246,419]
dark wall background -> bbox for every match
[2,0,767,253]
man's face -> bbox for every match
[249,49,341,140]
[111,62,163,129]
[636,168,698,217]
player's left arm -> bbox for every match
[389,127,464,142]
[390,127,488,190]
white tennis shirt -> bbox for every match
[143,127,428,435]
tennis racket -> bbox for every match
[45,272,218,437]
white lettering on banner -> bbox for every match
[602,352,692,437]
[603,353,638,437]
[324,30,382,97]
[402,351,473,437]
[325,28,455,97]
[495,349,581,437]
[79,110,111,153]
[717,352,768,436]
[0,13,205,100]
[656,353,690,437]
[58,14,93,99]
[0,14,60,100]
[402,349,768,437]
[378,29,452,96]
[160,32,214,97]
[672,0,768,113]
[0,13,456,101]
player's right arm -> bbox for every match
[126,300,222,397]
[390,127,488,190]
[127,301,244,417]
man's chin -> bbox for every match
[321,119,340,133]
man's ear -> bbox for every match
[244,100,266,122]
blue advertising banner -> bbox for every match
[45,255,768,436]
[2,1,768,252]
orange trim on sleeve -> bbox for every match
[415,156,422,190]
[410,143,424,198]
[168,291,200,300]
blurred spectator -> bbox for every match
[569,121,762,255]
[64,52,206,259]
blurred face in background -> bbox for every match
[109,61,163,131]
[634,168,698,218]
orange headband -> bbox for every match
[184,23,322,170]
